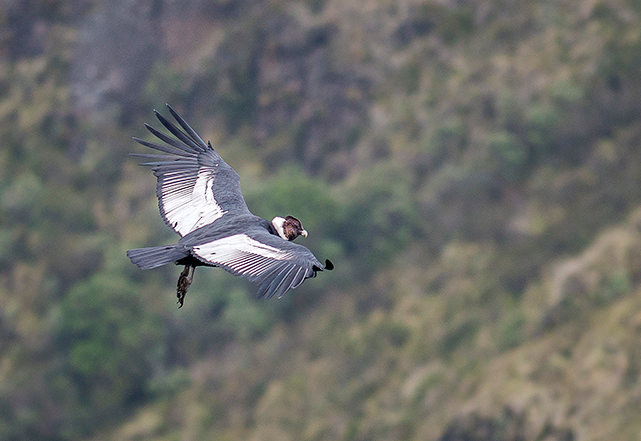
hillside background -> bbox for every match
[1,0,641,440]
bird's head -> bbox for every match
[272,216,308,241]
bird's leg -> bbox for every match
[176,265,195,308]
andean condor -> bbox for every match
[126,104,333,307]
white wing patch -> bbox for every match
[159,168,226,236]
[192,234,293,277]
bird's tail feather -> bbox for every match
[127,245,188,270]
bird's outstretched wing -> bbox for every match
[132,104,250,237]
[188,228,332,299]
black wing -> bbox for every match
[188,228,330,299]
[132,104,250,237]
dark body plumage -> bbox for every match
[127,104,333,306]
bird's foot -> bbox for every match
[176,265,195,308]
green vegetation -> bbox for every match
[1,0,641,440]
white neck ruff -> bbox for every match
[271,216,288,240]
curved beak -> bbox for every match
[301,230,308,238]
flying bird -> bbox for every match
[127,104,333,307]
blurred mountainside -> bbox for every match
[1,0,641,440]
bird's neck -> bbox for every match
[270,216,288,240]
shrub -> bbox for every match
[54,273,163,436]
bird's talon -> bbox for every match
[176,264,194,309]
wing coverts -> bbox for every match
[132,105,249,236]
[192,233,320,299]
